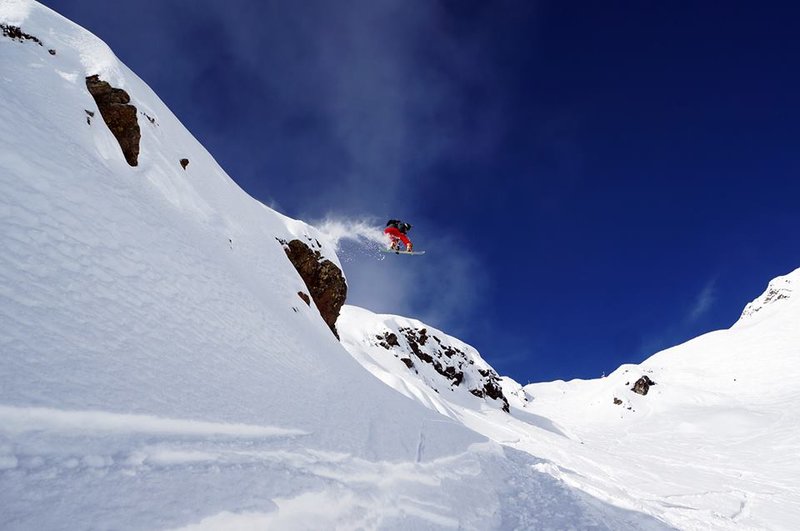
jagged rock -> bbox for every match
[739,274,794,321]
[401,328,439,366]
[180,158,189,170]
[613,397,623,405]
[470,380,509,412]
[283,239,347,338]
[417,328,429,346]
[379,325,510,412]
[399,327,466,388]
[376,332,399,350]
[297,291,310,306]
[1,24,43,46]
[85,75,141,166]
[631,375,656,396]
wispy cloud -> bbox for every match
[182,0,491,219]
[688,278,716,322]
[637,276,720,360]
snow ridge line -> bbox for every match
[0,405,307,438]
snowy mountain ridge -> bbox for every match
[339,306,526,418]
[736,267,796,324]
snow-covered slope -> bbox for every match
[0,2,671,529]
[519,269,800,530]
[340,270,800,530]
[339,306,520,417]
[737,268,795,324]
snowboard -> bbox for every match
[381,249,426,256]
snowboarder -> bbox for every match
[384,219,413,252]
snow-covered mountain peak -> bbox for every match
[736,267,798,325]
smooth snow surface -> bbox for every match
[340,270,800,530]
[1,2,671,529]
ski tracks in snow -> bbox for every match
[0,404,308,484]
[0,405,486,530]
[0,405,308,439]
[0,404,669,530]
[0,404,307,529]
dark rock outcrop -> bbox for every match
[378,325,511,412]
[631,375,656,396]
[471,369,508,411]
[1,24,56,56]
[297,291,310,306]
[180,158,189,170]
[283,239,347,338]
[85,75,141,166]
[400,327,442,370]
[1,24,43,45]
[376,332,399,349]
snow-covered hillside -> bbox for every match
[520,269,800,529]
[340,270,800,530]
[0,2,672,529]
[339,306,521,416]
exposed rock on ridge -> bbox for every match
[375,325,511,412]
[1,24,43,45]
[85,75,141,166]
[739,271,795,322]
[282,239,347,338]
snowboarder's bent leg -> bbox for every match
[383,227,412,251]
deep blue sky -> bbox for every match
[42,0,800,383]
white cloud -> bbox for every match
[689,278,716,322]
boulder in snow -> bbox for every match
[631,375,655,396]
